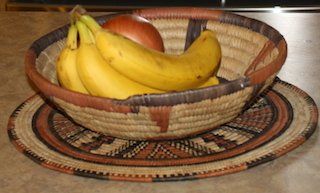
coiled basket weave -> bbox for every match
[25,7,287,140]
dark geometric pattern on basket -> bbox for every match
[35,90,280,166]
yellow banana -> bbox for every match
[197,76,220,88]
[79,14,221,91]
[75,21,164,100]
[56,24,89,94]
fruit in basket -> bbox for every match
[79,14,221,91]
[56,24,89,94]
[75,21,164,99]
[102,14,165,52]
[197,76,220,88]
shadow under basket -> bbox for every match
[25,7,287,140]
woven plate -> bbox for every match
[7,79,318,182]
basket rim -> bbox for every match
[25,7,287,110]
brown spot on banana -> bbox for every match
[106,57,114,64]
[118,50,123,58]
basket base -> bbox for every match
[7,79,318,182]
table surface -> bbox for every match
[0,11,319,193]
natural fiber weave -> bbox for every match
[25,8,287,140]
[8,79,318,182]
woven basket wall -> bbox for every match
[25,8,287,140]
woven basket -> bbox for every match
[25,7,287,140]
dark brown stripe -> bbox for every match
[247,154,276,168]
[153,174,198,182]
[23,150,44,165]
[30,25,68,57]
[184,19,208,50]
[120,77,251,106]
[73,169,108,180]
[7,127,18,141]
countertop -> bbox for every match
[0,11,319,193]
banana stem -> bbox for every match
[69,4,87,24]
[76,21,94,44]
[79,14,101,34]
[66,24,78,50]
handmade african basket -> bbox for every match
[25,7,287,140]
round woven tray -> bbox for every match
[7,79,318,182]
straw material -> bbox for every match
[7,79,318,182]
[26,8,287,140]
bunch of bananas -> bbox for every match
[56,14,221,100]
